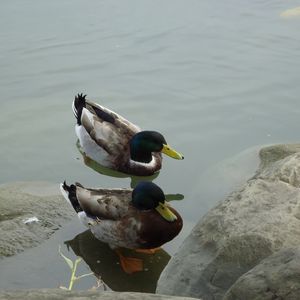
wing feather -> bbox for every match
[75,185,132,220]
[80,108,138,155]
[85,100,141,133]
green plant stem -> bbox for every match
[68,259,80,290]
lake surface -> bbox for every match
[1,0,300,292]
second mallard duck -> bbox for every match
[72,93,184,176]
[60,181,183,273]
[60,181,182,250]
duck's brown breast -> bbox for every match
[136,207,183,249]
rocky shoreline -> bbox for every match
[0,289,198,300]
[0,181,73,258]
[1,144,300,299]
[157,144,300,299]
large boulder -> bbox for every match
[156,144,300,299]
[0,289,200,300]
[0,181,73,258]
[224,248,300,300]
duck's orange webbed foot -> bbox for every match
[135,247,161,254]
[115,249,143,274]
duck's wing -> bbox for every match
[86,100,140,133]
[80,101,140,156]
[75,184,133,220]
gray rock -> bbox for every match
[156,144,300,299]
[224,248,300,300]
[258,144,300,171]
[0,181,73,258]
[0,289,200,300]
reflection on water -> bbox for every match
[78,145,185,203]
[65,230,171,293]
[77,140,159,188]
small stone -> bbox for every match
[23,217,39,224]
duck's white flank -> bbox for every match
[75,124,111,167]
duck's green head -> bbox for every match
[131,181,177,222]
[130,131,184,163]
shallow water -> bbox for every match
[1,0,300,292]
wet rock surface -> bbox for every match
[0,181,73,258]
[224,247,300,300]
[0,289,200,300]
[156,144,300,299]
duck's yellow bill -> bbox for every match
[162,144,184,160]
[155,202,177,222]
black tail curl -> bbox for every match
[73,93,87,125]
[62,181,83,213]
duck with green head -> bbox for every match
[72,94,184,176]
[60,181,183,273]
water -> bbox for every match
[1,0,300,292]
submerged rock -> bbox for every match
[156,144,300,299]
[224,248,300,300]
[0,289,200,300]
[0,181,73,258]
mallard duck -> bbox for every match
[60,181,183,273]
[72,93,184,176]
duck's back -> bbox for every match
[74,95,140,169]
